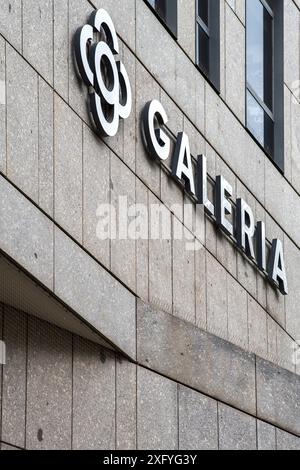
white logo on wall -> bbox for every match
[74,8,288,297]
[75,9,132,137]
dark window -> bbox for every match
[246,0,284,171]
[196,0,220,90]
[146,0,178,37]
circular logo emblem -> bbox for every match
[75,9,132,137]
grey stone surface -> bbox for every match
[83,125,110,269]
[179,385,218,450]
[225,5,245,123]
[285,235,300,342]
[0,36,5,174]
[23,0,53,84]
[256,357,300,436]
[136,0,176,99]
[110,153,136,292]
[136,179,149,303]
[265,157,300,250]
[172,218,195,323]
[0,443,21,450]
[276,429,300,450]
[1,307,26,448]
[73,336,116,450]
[0,175,54,289]
[0,0,22,51]
[160,168,184,223]
[267,316,278,365]
[226,0,236,11]
[54,228,136,359]
[291,94,300,194]
[206,252,228,341]
[177,0,195,60]
[116,357,136,450]
[54,0,69,101]
[227,275,248,350]
[235,0,245,25]
[1,304,300,450]
[206,218,218,258]
[257,421,276,450]
[54,94,83,242]
[138,0,205,131]
[6,46,39,202]
[284,0,300,92]
[237,252,257,300]
[218,404,257,450]
[248,297,268,360]
[255,205,267,310]
[183,194,205,245]
[216,233,237,279]
[294,0,300,13]
[276,326,295,373]
[176,45,204,129]
[38,77,54,217]
[219,1,226,97]
[195,245,207,330]
[137,367,178,450]
[284,85,292,183]
[148,192,173,315]
[94,0,136,52]
[26,317,72,450]
[137,300,256,415]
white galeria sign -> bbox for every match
[74,9,288,296]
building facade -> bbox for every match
[0,0,299,450]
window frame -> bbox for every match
[245,0,284,172]
[196,1,210,78]
[195,0,220,92]
[144,0,178,39]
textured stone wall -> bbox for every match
[0,0,299,450]
[0,0,299,373]
[0,305,299,451]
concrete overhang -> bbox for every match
[0,175,136,360]
[0,251,116,351]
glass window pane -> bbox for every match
[146,0,177,36]
[247,91,264,147]
[198,0,209,26]
[197,25,209,76]
[154,0,167,21]
[263,7,273,110]
[247,91,274,156]
[247,0,273,110]
[247,0,264,100]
